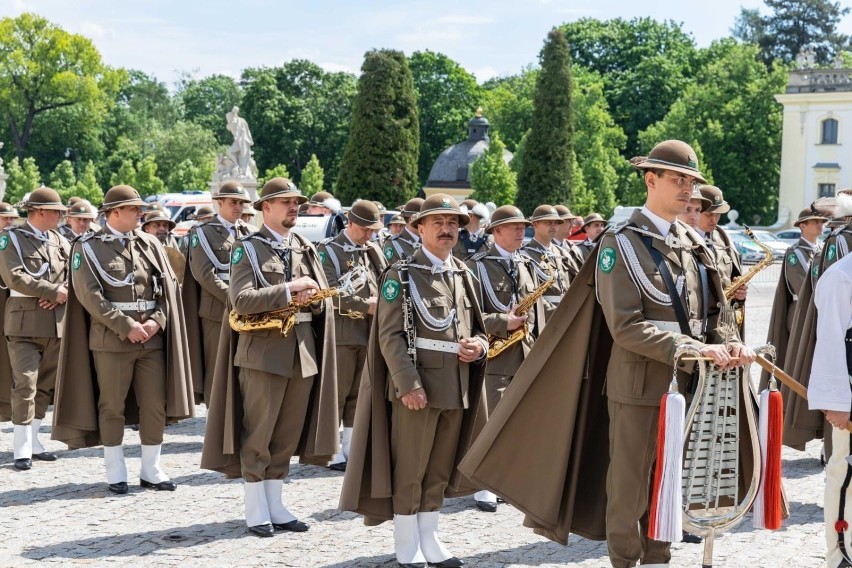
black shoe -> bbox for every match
[682,530,702,544]
[248,523,274,538]
[429,558,464,568]
[32,452,57,462]
[140,478,177,491]
[272,519,309,532]
[475,500,497,513]
[14,458,32,470]
[398,564,427,568]
[328,461,347,472]
[108,482,129,494]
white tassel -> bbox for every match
[753,390,770,529]
[648,382,685,543]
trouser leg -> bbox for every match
[335,344,365,427]
[93,350,138,447]
[391,403,440,515]
[201,317,221,405]
[131,348,166,446]
[420,409,463,513]
[825,424,852,567]
[33,337,59,420]
[8,337,43,425]
[266,365,313,480]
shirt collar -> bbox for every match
[264,224,288,244]
[494,243,513,259]
[404,227,420,242]
[640,205,676,236]
[26,222,43,238]
[421,245,452,268]
[217,214,235,230]
[106,223,132,239]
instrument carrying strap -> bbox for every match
[398,261,417,366]
[639,234,693,338]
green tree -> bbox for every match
[167,159,207,192]
[134,156,165,197]
[177,73,243,146]
[73,160,103,205]
[481,67,537,152]
[639,42,784,222]
[408,51,481,183]
[257,163,291,188]
[4,156,42,204]
[109,159,137,189]
[335,49,420,206]
[48,160,76,194]
[516,29,574,214]
[300,154,325,197]
[0,13,122,160]
[733,0,851,65]
[150,120,217,190]
[469,133,517,206]
[561,18,698,156]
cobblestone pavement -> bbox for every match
[0,264,829,567]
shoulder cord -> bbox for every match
[194,225,230,271]
[614,232,684,306]
[407,274,456,331]
[476,259,513,313]
[841,236,850,259]
[7,230,49,278]
[81,240,134,289]
[242,240,276,288]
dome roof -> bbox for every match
[426,111,512,188]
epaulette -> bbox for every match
[469,250,487,262]
[832,225,848,237]
[242,231,264,241]
[318,237,334,246]
[606,220,629,234]
[77,232,97,243]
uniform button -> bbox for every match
[678,362,685,368]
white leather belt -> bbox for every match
[9,290,35,298]
[295,312,313,323]
[543,295,563,303]
[216,272,230,282]
[414,337,459,354]
[111,300,156,312]
[648,319,703,336]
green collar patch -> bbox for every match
[787,253,797,266]
[828,243,837,261]
[382,278,400,302]
[319,250,326,264]
[231,246,244,265]
[812,263,820,278]
[190,234,199,248]
[0,235,8,251]
[72,251,82,270]
[384,245,394,260]
[599,246,616,273]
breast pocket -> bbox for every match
[260,261,286,284]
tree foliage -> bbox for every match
[48,160,76,194]
[177,73,242,146]
[639,42,785,222]
[733,0,851,65]
[481,68,537,152]
[408,51,481,183]
[73,160,103,205]
[257,163,291,188]
[335,49,420,207]
[469,133,516,206]
[300,154,325,197]
[4,156,41,204]
[516,29,574,214]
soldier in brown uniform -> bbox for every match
[306,190,335,215]
[452,200,490,260]
[0,202,19,229]
[60,201,97,242]
[203,177,337,537]
[318,200,386,471]
[182,181,252,404]
[466,205,545,513]
[552,204,581,277]
[0,188,69,469]
[65,185,189,494]
[697,185,747,306]
[520,205,571,320]
[388,214,406,236]
[572,213,607,264]
[384,197,424,264]
[341,194,487,568]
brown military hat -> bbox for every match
[553,204,573,220]
[253,177,307,210]
[689,185,712,211]
[486,205,530,234]
[793,208,828,226]
[146,201,165,212]
[141,209,176,230]
[25,187,67,211]
[298,203,310,214]
[241,203,254,215]
[66,196,84,208]
[581,213,607,229]
[213,180,251,202]
[699,185,731,214]
[399,197,425,219]
[411,193,470,227]
[0,202,19,218]
[347,200,383,230]
[188,205,215,220]
[388,214,406,226]
[66,201,97,219]
[460,199,478,211]
[100,185,146,212]
[529,205,564,224]
[308,191,334,205]
[372,200,387,214]
[631,139,707,184]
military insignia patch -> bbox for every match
[812,264,820,278]
[72,252,82,270]
[384,245,393,260]
[190,234,199,248]
[0,235,7,250]
[828,243,837,261]
[319,251,326,264]
[231,247,244,264]
[382,279,400,302]
[787,253,797,266]
[599,247,616,273]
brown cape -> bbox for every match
[178,245,207,405]
[338,263,487,526]
[199,232,339,478]
[51,231,196,449]
[0,287,12,421]
[759,259,795,392]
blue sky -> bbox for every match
[4,0,852,85]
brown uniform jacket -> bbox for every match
[452,228,490,261]
[466,245,545,378]
[317,231,386,347]
[382,228,420,265]
[52,229,194,448]
[0,226,69,338]
[521,238,571,319]
[200,228,339,476]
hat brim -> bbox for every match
[485,218,530,234]
[529,215,564,224]
[794,215,828,226]
[706,202,731,214]
[100,197,147,213]
[214,193,252,203]
[30,203,68,212]
[347,212,383,230]
[142,218,176,230]
[581,219,607,230]
[635,160,707,184]
[253,192,309,210]
[0,212,19,218]
[411,209,470,228]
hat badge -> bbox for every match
[687,156,697,168]
[714,196,722,205]
[441,197,451,208]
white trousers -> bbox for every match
[825,425,852,568]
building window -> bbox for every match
[818,183,836,197]
[821,118,839,144]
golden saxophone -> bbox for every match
[229,264,368,336]
[724,226,773,326]
[487,261,555,360]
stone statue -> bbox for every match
[796,48,807,70]
[225,106,257,179]
[0,142,4,169]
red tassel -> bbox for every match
[648,395,667,539]
[753,387,784,530]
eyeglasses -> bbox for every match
[658,171,698,189]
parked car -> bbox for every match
[774,227,831,246]
[726,230,767,264]
[744,229,788,261]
